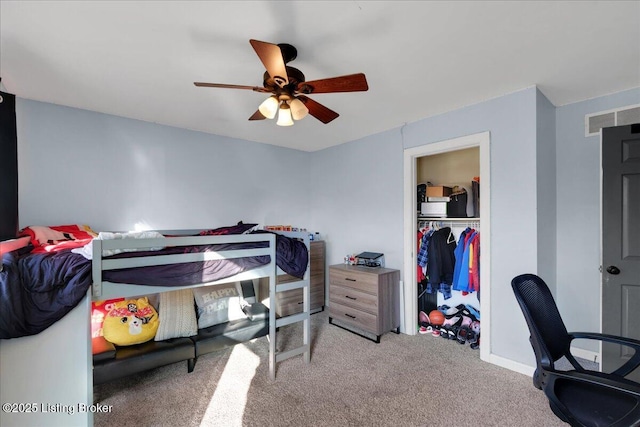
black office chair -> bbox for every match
[511,273,640,427]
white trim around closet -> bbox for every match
[403,131,491,364]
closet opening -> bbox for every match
[403,131,491,363]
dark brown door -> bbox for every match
[602,123,640,380]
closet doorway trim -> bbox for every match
[403,131,491,363]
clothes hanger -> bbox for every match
[447,228,456,244]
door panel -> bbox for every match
[623,174,640,258]
[602,124,640,381]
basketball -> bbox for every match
[429,310,445,326]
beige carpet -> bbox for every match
[94,311,565,427]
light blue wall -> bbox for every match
[405,88,540,364]
[309,128,404,272]
[311,87,541,366]
[555,87,640,353]
[16,99,312,232]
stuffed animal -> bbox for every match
[103,297,159,346]
[91,298,124,339]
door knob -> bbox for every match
[606,266,621,275]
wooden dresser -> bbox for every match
[259,240,325,316]
[328,264,400,343]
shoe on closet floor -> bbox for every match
[465,305,481,320]
[419,325,433,334]
[437,305,461,316]
[441,314,462,327]
[440,327,457,340]
[470,336,480,349]
[456,314,474,342]
[466,330,478,345]
[456,325,471,344]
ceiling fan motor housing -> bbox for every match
[263,66,305,96]
[277,43,297,63]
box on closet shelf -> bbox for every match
[426,186,452,197]
[421,202,448,217]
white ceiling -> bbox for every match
[1,1,639,152]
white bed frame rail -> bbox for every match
[268,231,311,380]
[91,233,276,299]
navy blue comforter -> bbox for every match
[1,249,92,339]
[255,231,309,279]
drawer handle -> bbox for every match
[345,278,356,282]
[345,313,356,319]
[298,301,304,305]
[345,295,357,300]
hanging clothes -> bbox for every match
[417,228,434,268]
[417,224,438,314]
[453,228,475,292]
[452,227,471,289]
[416,229,426,284]
[425,227,457,299]
[468,232,480,293]
[452,228,480,295]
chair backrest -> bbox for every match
[511,274,572,367]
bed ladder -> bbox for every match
[268,232,311,380]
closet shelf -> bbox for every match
[417,217,480,221]
[418,217,481,230]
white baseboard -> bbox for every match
[487,353,536,377]
[485,347,599,380]
[570,346,599,364]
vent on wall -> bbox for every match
[585,104,640,137]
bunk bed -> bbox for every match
[90,229,312,380]
[1,226,312,380]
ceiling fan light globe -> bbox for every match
[277,104,294,126]
[289,98,309,121]
[258,96,278,119]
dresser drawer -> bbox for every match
[278,290,324,317]
[329,284,378,314]
[329,301,377,333]
[329,269,378,294]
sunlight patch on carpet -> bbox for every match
[200,343,260,426]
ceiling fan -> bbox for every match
[194,39,369,126]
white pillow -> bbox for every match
[154,289,198,341]
[193,283,247,329]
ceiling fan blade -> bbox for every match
[248,110,266,121]
[297,95,339,124]
[297,73,368,94]
[249,39,288,87]
[194,82,270,93]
